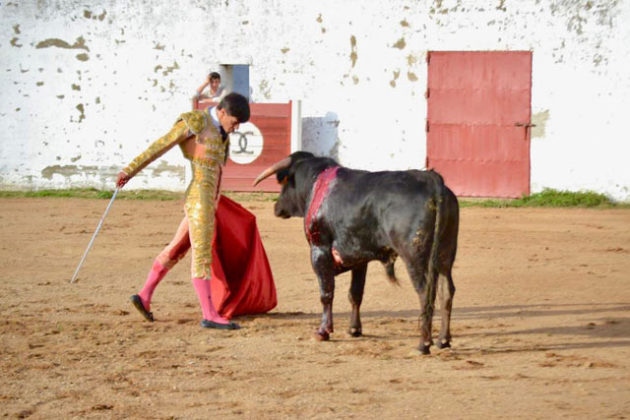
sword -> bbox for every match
[70,188,120,283]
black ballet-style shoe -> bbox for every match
[200,319,240,330]
[130,294,154,322]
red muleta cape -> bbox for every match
[210,195,277,319]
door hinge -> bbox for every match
[426,120,430,132]
[425,88,430,99]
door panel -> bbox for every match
[427,51,532,198]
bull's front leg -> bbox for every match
[348,263,367,337]
[311,246,336,341]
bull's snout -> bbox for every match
[273,202,291,219]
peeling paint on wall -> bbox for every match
[429,0,451,15]
[316,13,326,33]
[259,80,272,99]
[41,165,83,179]
[40,164,184,182]
[36,37,89,51]
[152,161,185,178]
[551,0,620,36]
[350,36,357,67]
[83,10,107,21]
[392,38,406,49]
[390,70,400,87]
[531,110,550,138]
[75,104,85,123]
[154,62,180,76]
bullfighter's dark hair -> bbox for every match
[218,92,250,123]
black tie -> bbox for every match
[220,127,228,141]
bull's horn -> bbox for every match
[252,157,292,186]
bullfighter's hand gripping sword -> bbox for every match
[70,187,120,283]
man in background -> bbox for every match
[192,71,226,109]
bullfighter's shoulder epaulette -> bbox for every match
[177,109,209,135]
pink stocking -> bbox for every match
[191,278,230,324]
[137,260,169,310]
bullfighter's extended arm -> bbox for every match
[121,120,190,179]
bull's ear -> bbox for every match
[276,168,289,185]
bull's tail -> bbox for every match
[383,260,400,286]
[425,171,445,318]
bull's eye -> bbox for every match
[276,169,289,184]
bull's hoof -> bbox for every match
[348,327,362,337]
[436,340,451,349]
[418,344,431,355]
[314,330,330,341]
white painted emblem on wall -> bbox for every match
[228,122,263,164]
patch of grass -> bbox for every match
[460,189,627,208]
[1,188,625,207]
[222,191,278,202]
[0,188,278,201]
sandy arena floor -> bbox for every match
[1,196,629,419]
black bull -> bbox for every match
[254,152,459,354]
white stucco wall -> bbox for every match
[1,0,629,200]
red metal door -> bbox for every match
[426,51,532,198]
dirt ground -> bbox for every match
[1,196,629,419]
